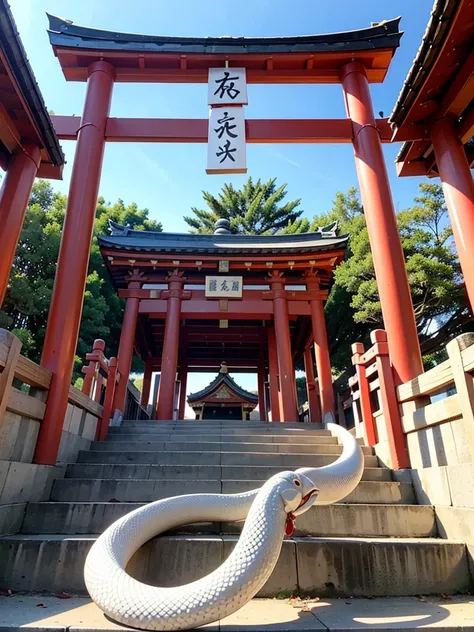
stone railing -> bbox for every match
[348,329,474,506]
[0,329,115,534]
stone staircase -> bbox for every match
[0,419,471,597]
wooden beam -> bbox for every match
[51,115,394,144]
[0,102,20,152]
[440,49,474,118]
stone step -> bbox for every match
[64,463,390,481]
[98,439,374,456]
[2,594,474,632]
[76,450,379,467]
[50,478,414,504]
[103,433,344,445]
[120,420,327,429]
[0,534,468,597]
[112,425,331,435]
[21,502,436,538]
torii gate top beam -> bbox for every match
[47,14,402,84]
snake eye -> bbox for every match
[293,479,302,487]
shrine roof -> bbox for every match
[187,372,258,405]
[47,15,402,83]
[98,221,348,256]
[0,0,64,176]
[390,0,474,177]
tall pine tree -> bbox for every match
[184,177,302,234]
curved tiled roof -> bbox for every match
[47,15,402,56]
[188,372,258,404]
[98,221,348,256]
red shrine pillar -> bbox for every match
[305,272,334,418]
[258,344,268,421]
[304,346,321,423]
[178,366,188,420]
[0,144,41,306]
[267,325,281,422]
[431,116,474,310]
[35,61,115,465]
[140,359,153,408]
[156,270,185,420]
[267,271,298,422]
[341,62,423,385]
[113,272,143,415]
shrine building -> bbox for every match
[98,218,348,423]
[187,362,259,420]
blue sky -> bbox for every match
[10,0,434,408]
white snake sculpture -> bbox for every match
[85,423,364,630]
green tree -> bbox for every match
[0,181,162,379]
[295,376,308,407]
[291,184,470,373]
[184,177,302,234]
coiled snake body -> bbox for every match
[85,423,364,630]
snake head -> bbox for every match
[278,472,319,515]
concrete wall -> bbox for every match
[0,402,99,536]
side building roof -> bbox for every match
[0,0,64,174]
[187,372,258,405]
[390,0,474,177]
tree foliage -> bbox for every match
[0,181,162,379]
[286,184,470,373]
[295,376,308,407]
[184,177,302,234]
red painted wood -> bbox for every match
[96,357,118,441]
[267,326,281,422]
[141,359,152,408]
[304,347,321,424]
[268,272,298,422]
[178,366,188,420]
[0,144,41,306]
[138,297,309,318]
[113,296,140,414]
[35,62,115,465]
[52,115,393,144]
[431,115,474,311]
[54,48,393,84]
[351,342,377,446]
[258,346,268,422]
[341,61,423,386]
[156,273,184,420]
[371,330,410,469]
[309,297,334,419]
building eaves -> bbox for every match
[389,0,461,129]
[0,1,64,166]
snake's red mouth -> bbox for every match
[297,490,318,510]
[285,489,318,536]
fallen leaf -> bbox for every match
[36,603,46,608]
[440,594,453,601]
[0,589,12,597]
[109,498,119,503]
[57,592,72,599]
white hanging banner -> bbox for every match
[208,68,247,105]
[206,107,247,174]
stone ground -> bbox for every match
[1,596,474,631]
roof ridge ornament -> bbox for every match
[318,220,339,236]
[108,219,130,236]
[214,218,232,235]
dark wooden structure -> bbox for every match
[187,363,258,420]
[98,218,347,423]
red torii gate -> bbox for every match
[0,14,426,464]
